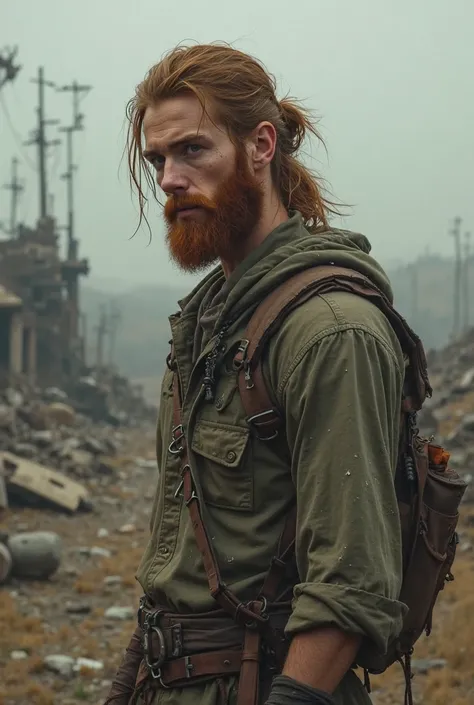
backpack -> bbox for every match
[173,264,468,705]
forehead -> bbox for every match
[142,94,226,152]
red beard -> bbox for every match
[164,152,263,272]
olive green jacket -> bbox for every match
[136,213,407,704]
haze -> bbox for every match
[1,0,473,289]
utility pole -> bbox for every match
[25,67,60,219]
[95,306,108,371]
[451,216,462,339]
[2,157,24,236]
[463,232,471,332]
[107,302,122,367]
[58,80,92,260]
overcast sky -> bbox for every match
[1,0,473,289]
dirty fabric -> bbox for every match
[135,212,407,705]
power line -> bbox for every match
[0,91,37,170]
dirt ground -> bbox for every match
[0,425,473,705]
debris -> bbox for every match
[65,601,92,614]
[8,531,62,580]
[103,575,122,586]
[136,458,157,470]
[118,523,136,534]
[1,452,89,513]
[46,402,76,426]
[411,658,448,674]
[0,542,12,583]
[97,528,109,539]
[104,606,134,621]
[10,650,28,660]
[74,657,104,672]
[44,654,75,679]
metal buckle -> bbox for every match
[247,409,280,441]
[169,425,185,454]
[144,624,167,679]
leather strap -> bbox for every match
[237,265,431,442]
[159,649,242,686]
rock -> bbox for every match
[30,430,54,446]
[10,650,28,660]
[105,606,134,621]
[68,449,94,468]
[136,458,157,470]
[10,442,37,458]
[460,541,472,553]
[44,654,75,678]
[411,658,447,674]
[5,388,24,408]
[44,387,68,402]
[461,414,474,433]
[118,523,136,534]
[97,459,116,476]
[0,542,12,584]
[8,531,62,579]
[74,657,104,672]
[65,601,91,614]
[81,437,107,455]
[46,402,76,426]
[90,546,112,558]
[103,575,122,586]
[0,404,15,429]
[97,528,109,539]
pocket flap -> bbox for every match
[192,420,249,468]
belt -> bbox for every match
[136,599,291,689]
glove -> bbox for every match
[264,676,336,705]
[103,626,143,704]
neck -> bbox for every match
[221,189,288,277]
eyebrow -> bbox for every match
[143,133,208,159]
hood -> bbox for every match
[179,211,393,333]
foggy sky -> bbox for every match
[1,0,473,289]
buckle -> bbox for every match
[247,409,281,441]
[169,425,185,454]
[143,624,167,679]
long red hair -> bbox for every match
[126,42,340,231]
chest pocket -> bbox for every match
[191,419,253,512]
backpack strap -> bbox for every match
[234,265,431,441]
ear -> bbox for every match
[248,121,277,172]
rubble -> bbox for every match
[0,541,12,583]
[104,606,135,621]
[7,531,62,580]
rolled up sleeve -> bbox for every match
[281,325,408,653]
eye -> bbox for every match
[151,155,165,170]
[185,144,203,156]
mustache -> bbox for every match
[164,194,217,220]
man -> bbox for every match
[106,43,407,705]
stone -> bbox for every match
[136,458,157,470]
[69,449,94,468]
[74,657,104,672]
[0,542,12,584]
[90,546,112,558]
[103,575,122,586]
[10,442,37,458]
[461,414,474,433]
[8,531,62,580]
[0,404,15,429]
[411,658,447,674]
[97,528,109,539]
[44,387,68,402]
[105,606,134,621]
[46,403,76,427]
[118,523,136,534]
[10,650,28,660]
[44,654,75,678]
[65,601,91,614]
[30,430,54,446]
[5,388,24,408]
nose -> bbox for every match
[159,159,188,195]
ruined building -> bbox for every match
[0,215,89,387]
